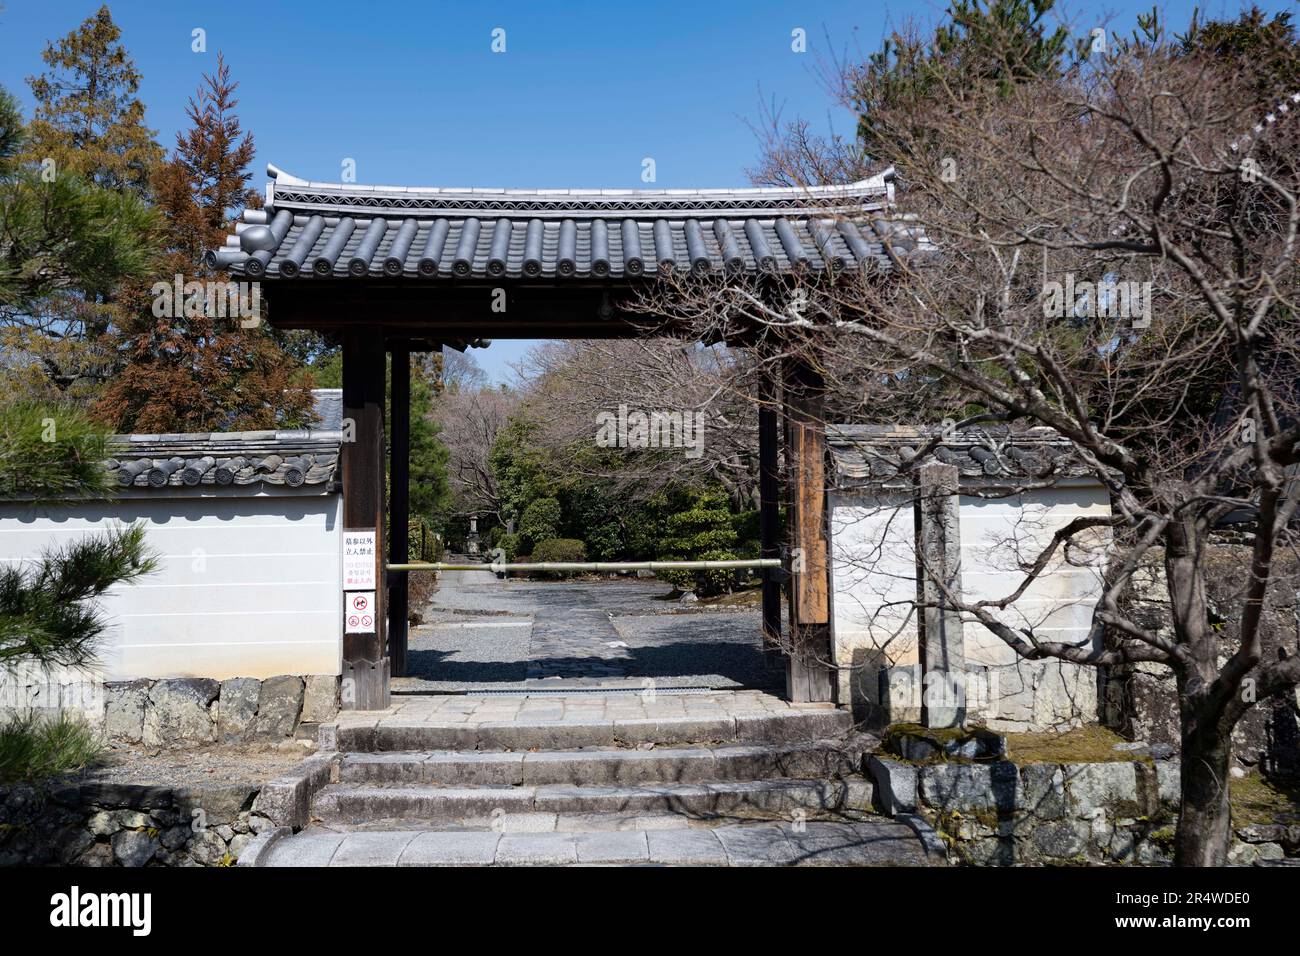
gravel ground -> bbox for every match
[66,741,313,788]
[399,566,780,692]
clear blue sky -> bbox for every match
[1,0,1290,381]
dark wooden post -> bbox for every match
[341,330,390,710]
[783,351,835,703]
[758,363,782,645]
[388,341,410,678]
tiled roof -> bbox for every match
[207,165,915,280]
[105,430,340,492]
[827,425,1094,489]
[311,388,343,430]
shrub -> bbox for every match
[497,533,521,561]
[532,537,587,563]
[658,488,739,597]
[0,712,102,784]
[518,497,562,553]
[530,537,585,578]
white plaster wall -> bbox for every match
[0,490,342,687]
[829,491,919,667]
[957,485,1112,665]
[829,480,1112,726]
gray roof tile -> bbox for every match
[827,425,1094,489]
[103,394,342,493]
[209,165,900,280]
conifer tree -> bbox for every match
[95,56,314,432]
[19,4,162,196]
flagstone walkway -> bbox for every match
[398,566,780,692]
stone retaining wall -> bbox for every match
[103,675,338,744]
[868,752,1182,865]
[2,674,340,745]
[1103,545,1300,775]
[0,753,336,867]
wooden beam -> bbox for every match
[783,352,835,703]
[341,330,390,710]
[388,341,411,679]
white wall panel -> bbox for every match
[0,491,342,681]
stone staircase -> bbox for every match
[248,691,942,866]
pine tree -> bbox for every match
[2,4,163,404]
[19,4,162,195]
[658,487,740,596]
[0,401,157,782]
[94,56,315,432]
[0,83,157,403]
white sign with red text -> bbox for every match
[345,591,376,634]
[343,530,377,589]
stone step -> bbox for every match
[338,741,861,787]
[330,707,851,753]
[250,818,936,866]
[311,778,869,828]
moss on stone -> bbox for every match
[1148,825,1177,848]
[1229,771,1300,827]
[1003,725,1148,765]
[882,722,1004,764]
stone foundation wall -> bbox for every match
[1,779,268,866]
[869,752,1181,865]
[1103,545,1300,775]
[2,674,340,745]
[0,753,336,867]
[855,660,1099,735]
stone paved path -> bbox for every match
[255,818,934,866]
[400,565,779,692]
[334,687,837,733]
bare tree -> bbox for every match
[642,23,1300,865]
[433,384,514,519]
[436,347,488,393]
[510,339,766,508]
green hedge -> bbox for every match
[532,537,587,563]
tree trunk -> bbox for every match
[1165,517,1235,866]
[1174,719,1233,866]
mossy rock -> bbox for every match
[1003,726,1152,765]
[883,722,1006,763]
[1229,771,1300,828]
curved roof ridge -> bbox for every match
[264,163,893,205]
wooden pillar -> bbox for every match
[758,364,782,645]
[783,352,835,703]
[341,330,390,710]
[388,341,410,679]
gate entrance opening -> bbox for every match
[210,164,899,709]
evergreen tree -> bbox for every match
[19,4,162,196]
[94,56,315,432]
[0,401,157,781]
[658,487,740,597]
[407,356,452,526]
[2,4,162,403]
[0,83,157,403]
[854,0,1070,158]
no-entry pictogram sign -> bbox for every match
[345,591,376,633]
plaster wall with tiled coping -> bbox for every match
[829,444,1112,733]
[0,488,343,695]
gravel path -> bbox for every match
[69,742,312,788]
[398,565,780,692]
